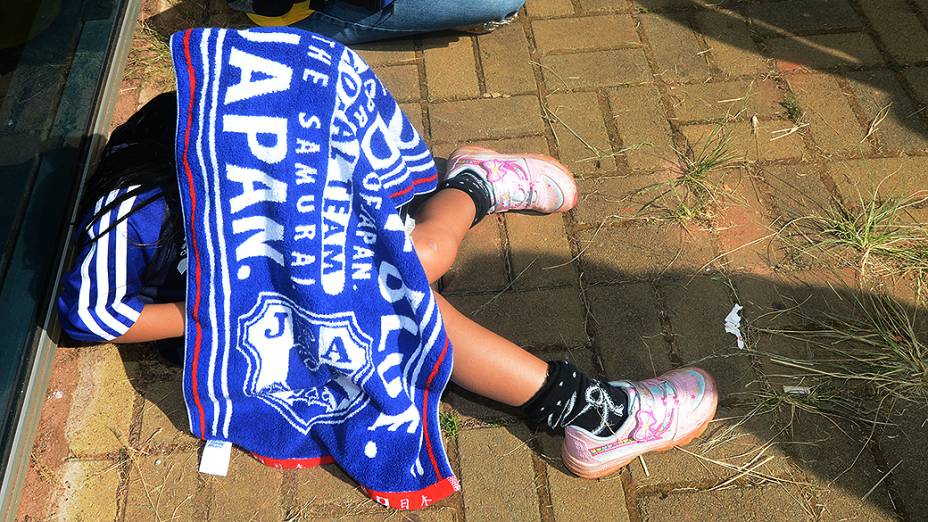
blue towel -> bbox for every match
[171,27,458,509]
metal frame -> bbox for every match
[0,0,143,518]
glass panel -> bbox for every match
[0,0,132,476]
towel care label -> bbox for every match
[199,440,233,476]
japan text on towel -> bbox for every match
[171,27,457,509]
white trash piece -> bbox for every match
[724,304,745,350]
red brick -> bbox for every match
[138,370,193,446]
[532,15,640,53]
[66,346,138,456]
[714,169,781,273]
[546,91,617,175]
[859,0,928,64]
[459,426,540,521]
[639,13,711,82]
[638,484,811,520]
[788,73,866,153]
[746,0,862,36]
[478,23,536,95]
[879,409,928,515]
[903,67,928,106]
[423,35,480,100]
[661,276,755,398]
[609,85,676,171]
[579,0,634,11]
[125,451,202,521]
[827,157,928,202]
[668,80,783,122]
[538,433,631,521]
[354,39,419,67]
[540,49,651,90]
[767,33,883,71]
[506,213,577,289]
[445,286,588,349]
[681,120,805,162]
[430,95,546,143]
[374,64,421,102]
[575,173,677,227]
[55,460,122,521]
[586,283,672,379]
[399,102,426,138]
[207,451,284,521]
[847,69,928,151]
[695,9,768,77]
[577,222,717,283]
[526,0,574,16]
[759,163,832,219]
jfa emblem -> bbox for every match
[236,292,375,434]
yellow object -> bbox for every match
[246,1,315,27]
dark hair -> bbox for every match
[77,91,182,249]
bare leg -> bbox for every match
[411,189,548,406]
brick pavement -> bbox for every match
[18,0,928,520]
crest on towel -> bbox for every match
[237,292,375,434]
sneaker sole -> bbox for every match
[560,369,719,480]
[446,146,579,213]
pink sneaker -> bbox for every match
[445,146,578,214]
[561,367,718,479]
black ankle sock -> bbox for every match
[519,361,629,436]
[439,169,492,226]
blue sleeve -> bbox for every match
[57,188,160,343]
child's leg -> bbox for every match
[435,291,548,405]
[409,189,475,283]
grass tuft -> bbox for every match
[781,186,928,286]
[439,410,462,440]
[781,96,803,123]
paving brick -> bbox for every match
[526,0,574,16]
[903,66,928,106]
[540,49,651,90]
[609,84,676,171]
[537,433,631,521]
[580,0,634,11]
[714,169,782,273]
[532,15,639,53]
[506,213,577,289]
[668,80,783,122]
[733,271,859,330]
[354,39,419,67]
[682,120,805,162]
[125,451,202,521]
[767,33,883,70]
[430,96,546,143]
[65,345,138,456]
[638,484,810,520]
[694,10,768,77]
[828,157,928,214]
[789,414,897,521]
[374,64,420,102]
[445,286,588,349]
[139,370,192,446]
[788,73,866,153]
[399,102,426,138]
[459,426,540,522]
[290,464,368,509]
[847,69,928,151]
[759,163,832,219]
[639,14,711,82]
[746,0,862,36]
[575,173,678,227]
[207,451,284,521]
[546,91,616,174]
[423,36,480,100]
[431,135,550,161]
[878,409,928,516]
[858,0,928,64]
[478,23,535,95]
[55,460,121,522]
[441,216,508,293]
[577,223,717,283]
[660,276,755,398]
[629,407,794,489]
[586,284,672,379]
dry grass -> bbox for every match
[779,184,928,291]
